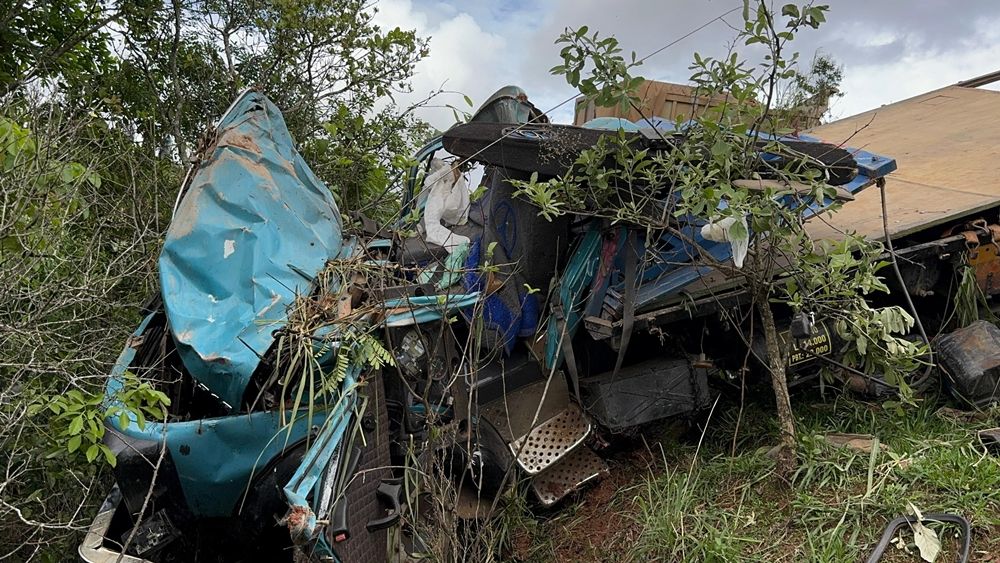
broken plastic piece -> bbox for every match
[365,478,404,532]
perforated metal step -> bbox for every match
[509,403,590,475]
[530,445,608,507]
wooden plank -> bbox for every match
[573,79,729,124]
[806,177,1000,241]
[805,85,1000,241]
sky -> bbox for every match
[372,0,1000,130]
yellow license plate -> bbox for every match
[782,324,832,366]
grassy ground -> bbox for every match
[500,390,1000,562]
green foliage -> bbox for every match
[551,26,645,111]
[530,3,921,400]
[270,257,396,439]
[1,0,429,557]
[512,132,667,225]
[55,0,429,217]
[0,0,115,90]
[615,398,1000,561]
[953,260,997,328]
[0,115,101,256]
[331,331,394,391]
[30,372,171,467]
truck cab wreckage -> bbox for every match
[81,77,1000,562]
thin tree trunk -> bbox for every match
[222,28,236,95]
[169,0,187,163]
[756,289,797,475]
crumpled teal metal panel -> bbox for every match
[159,90,343,408]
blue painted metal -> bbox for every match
[383,293,481,327]
[159,90,344,408]
[100,87,496,562]
[107,91,362,524]
[544,229,603,369]
[556,128,900,332]
[636,115,683,134]
[105,322,331,517]
[626,147,896,313]
[282,369,358,555]
[582,117,642,132]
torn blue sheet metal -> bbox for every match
[282,369,358,554]
[383,293,481,327]
[104,314,333,517]
[159,90,344,408]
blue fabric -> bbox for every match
[462,237,538,352]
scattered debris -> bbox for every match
[823,433,883,454]
[81,76,1000,563]
[866,508,970,563]
[978,428,1000,455]
[934,320,1000,406]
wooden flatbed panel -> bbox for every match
[805,85,1000,241]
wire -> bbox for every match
[878,178,935,391]
[637,6,742,65]
[865,513,970,563]
[439,4,744,174]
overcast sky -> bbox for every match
[373,0,1000,129]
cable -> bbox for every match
[878,178,935,391]
[637,6,742,65]
[865,513,970,563]
[801,347,899,390]
[437,4,743,175]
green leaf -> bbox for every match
[100,444,117,467]
[68,415,84,435]
[710,140,732,158]
[728,218,749,241]
[85,444,99,463]
[67,435,82,453]
[59,162,86,185]
[781,4,799,17]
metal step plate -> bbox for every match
[509,403,590,475]
[530,446,608,507]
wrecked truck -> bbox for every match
[82,85,909,562]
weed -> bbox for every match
[542,396,1000,562]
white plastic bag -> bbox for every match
[700,215,749,269]
[422,158,470,251]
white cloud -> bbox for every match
[374,0,1000,129]
[374,0,512,129]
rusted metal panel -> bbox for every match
[961,223,1000,295]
